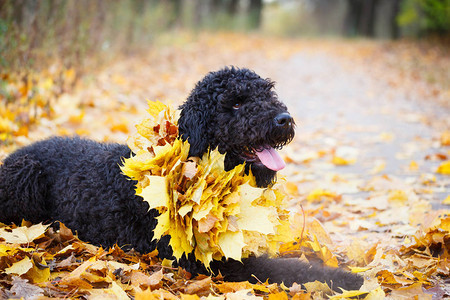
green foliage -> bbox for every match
[421,0,450,32]
[397,1,419,26]
[398,0,450,35]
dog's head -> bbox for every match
[178,67,295,187]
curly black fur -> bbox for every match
[0,67,363,291]
[179,67,295,187]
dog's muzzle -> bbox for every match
[243,112,295,172]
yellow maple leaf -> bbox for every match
[388,190,408,205]
[363,287,385,300]
[443,195,450,205]
[68,110,85,125]
[306,235,338,268]
[146,100,169,118]
[0,244,13,256]
[331,156,355,166]
[216,281,253,293]
[284,181,299,195]
[154,211,171,241]
[27,256,50,283]
[348,266,371,273]
[437,216,450,232]
[3,253,50,283]
[441,131,450,146]
[218,231,246,261]
[5,257,33,275]
[138,176,170,210]
[126,100,179,157]
[306,189,339,203]
[136,288,176,300]
[409,160,419,171]
[236,184,275,235]
[307,218,332,245]
[0,223,49,244]
[376,270,404,288]
[268,292,289,300]
[436,161,450,175]
[329,290,370,299]
[303,281,332,294]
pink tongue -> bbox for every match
[255,147,286,171]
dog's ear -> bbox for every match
[178,102,214,158]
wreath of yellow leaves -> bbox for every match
[121,101,293,268]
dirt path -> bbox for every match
[275,51,449,209]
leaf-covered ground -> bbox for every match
[1,33,449,299]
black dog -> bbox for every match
[179,67,294,187]
[0,67,363,291]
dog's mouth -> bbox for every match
[241,146,286,171]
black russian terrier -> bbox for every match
[0,67,363,291]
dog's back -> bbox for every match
[0,137,156,249]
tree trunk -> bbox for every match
[343,0,362,36]
[389,0,401,39]
[248,0,262,29]
[168,0,183,28]
[227,0,239,16]
[344,0,379,37]
[192,0,203,28]
[360,0,378,37]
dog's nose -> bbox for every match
[274,113,293,128]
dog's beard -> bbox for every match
[223,123,294,188]
[224,151,278,188]
[247,163,277,188]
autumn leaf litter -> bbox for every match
[0,33,449,299]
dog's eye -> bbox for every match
[232,103,241,110]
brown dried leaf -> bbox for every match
[9,277,44,300]
[389,283,432,299]
[184,276,213,295]
[131,269,164,289]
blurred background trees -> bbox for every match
[0,0,448,71]
[0,0,447,144]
